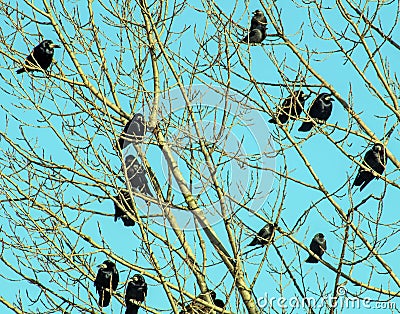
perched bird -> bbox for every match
[298,93,334,132]
[180,290,224,314]
[94,260,119,307]
[269,90,309,124]
[305,233,326,264]
[17,40,61,74]
[353,143,387,191]
[117,113,145,150]
[241,10,267,44]
[124,155,153,197]
[114,190,136,226]
[249,223,274,246]
[125,274,148,314]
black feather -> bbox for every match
[17,40,60,74]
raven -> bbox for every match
[305,233,326,264]
[269,90,309,124]
[94,260,119,307]
[241,10,267,44]
[125,274,148,314]
[299,93,334,132]
[353,143,387,191]
[117,113,145,150]
[114,190,136,226]
[249,223,274,246]
[17,40,60,74]
[123,155,153,197]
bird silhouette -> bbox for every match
[249,223,274,246]
[94,260,119,307]
[241,10,267,44]
[298,93,334,132]
[123,155,153,197]
[117,113,145,150]
[17,40,60,74]
[305,233,326,263]
[269,90,309,124]
[113,190,136,226]
[125,274,147,314]
[353,143,387,191]
[180,290,225,313]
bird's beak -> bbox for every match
[97,263,107,269]
[50,44,61,49]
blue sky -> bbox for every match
[0,1,399,313]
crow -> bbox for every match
[241,10,267,44]
[125,274,147,314]
[353,143,387,191]
[269,90,309,124]
[305,233,326,264]
[117,113,145,150]
[180,290,224,314]
[249,223,274,246]
[17,40,60,74]
[298,93,334,132]
[94,260,119,307]
[114,190,136,226]
[124,155,153,197]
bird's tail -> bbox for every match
[248,238,259,246]
[16,68,26,74]
[249,239,258,246]
[298,122,313,132]
[121,216,136,226]
[268,118,277,124]
[305,256,318,263]
[125,304,139,314]
[98,290,111,307]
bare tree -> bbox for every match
[0,0,399,313]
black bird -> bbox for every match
[180,290,224,314]
[117,113,145,150]
[241,10,267,44]
[125,274,148,314]
[305,233,326,264]
[94,260,119,307]
[114,190,136,226]
[269,90,309,124]
[353,143,387,191]
[17,40,61,74]
[298,93,334,132]
[249,223,274,246]
[124,155,153,197]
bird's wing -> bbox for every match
[307,97,320,119]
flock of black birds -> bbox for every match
[15,8,388,313]
[94,260,148,314]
